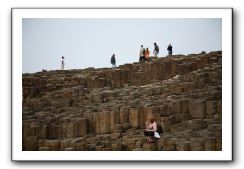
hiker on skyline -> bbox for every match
[139,45,146,62]
[153,42,159,57]
[111,54,116,68]
[145,48,150,62]
[167,44,173,55]
[61,56,64,70]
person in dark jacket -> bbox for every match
[167,44,173,55]
[111,54,116,67]
[153,42,159,58]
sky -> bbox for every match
[22,18,222,73]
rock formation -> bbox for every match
[22,51,222,151]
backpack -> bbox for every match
[155,45,159,52]
[156,124,163,134]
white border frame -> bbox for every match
[12,8,232,161]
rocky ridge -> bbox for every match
[22,51,222,151]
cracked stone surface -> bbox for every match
[22,51,222,151]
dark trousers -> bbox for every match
[139,56,145,62]
[144,130,154,137]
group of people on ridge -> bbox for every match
[139,43,160,62]
[61,43,173,70]
[109,43,173,68]
[139,43,173,63]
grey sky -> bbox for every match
[22,18,222,73]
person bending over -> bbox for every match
[144,116,157,143]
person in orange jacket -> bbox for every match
[144,48,150,62]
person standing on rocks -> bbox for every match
[111,54,116,68]
[144,116,159,143]
[61,56,64,70]
[145,48,150,62]
[139,45,146,62]
[153,42,159,58]
[167,44,173,55]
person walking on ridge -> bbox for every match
[61,56,64,70]
[139,45,146,62]
[145,48,150,62]
[153,42,159,58]
[167,44,173,55]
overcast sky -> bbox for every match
[22,18,222,73]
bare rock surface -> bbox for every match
[22,51,222,151]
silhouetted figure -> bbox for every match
[111,54,116,67]
[153,42,159,57]
[61,56,64,70]
[139,45,146,62]
[167,44,173,55]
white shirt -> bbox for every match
[139,47,145,57]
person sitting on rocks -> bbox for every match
[144,116,159,143]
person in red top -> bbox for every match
[144,48,150,62]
